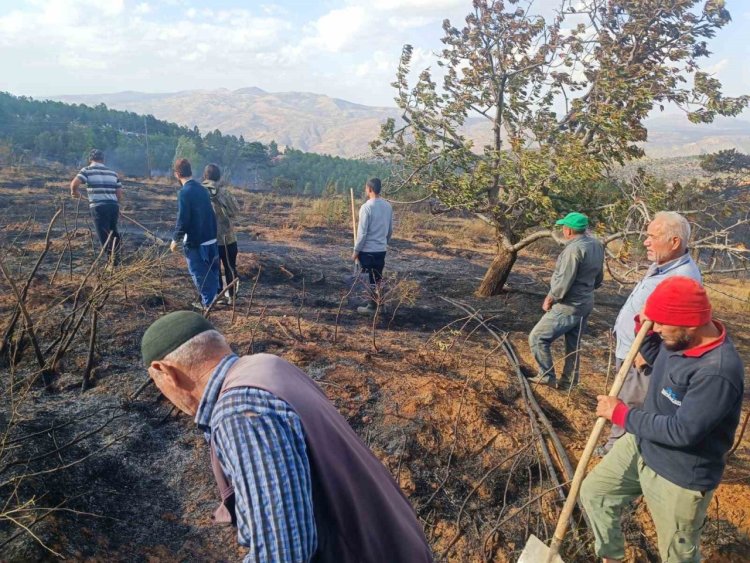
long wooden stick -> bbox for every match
[350,188,358,274]
[120,212,165,244]
[545,320,653,562]
[350,188,357,247]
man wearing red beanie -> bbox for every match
[580,276,744,562]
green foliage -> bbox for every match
[270,148,388,196]
[272,176,296,193]
[699,149,750,173]
[0,92,390,192]
[373,0,748,251]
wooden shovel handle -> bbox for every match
[545,320,654,562]
[350,188,357,246]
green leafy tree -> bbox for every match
[174,136,203,170]
[699,149,750,174]
[372,0,748,295]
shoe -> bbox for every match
[557,378,579,390]
[224,295,234,306]
[527,374,556,387]
[357,304,377,315]
[191,301,205,311]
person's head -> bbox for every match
[173,158,193,182]
[555,212,588,239]
[89,148,104,163]
[365,178,382,198]
[644,211,690,265]
[203,163,221,182]
[141,311,232,415]
[644,276,712,351]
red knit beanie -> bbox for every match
[644,276,712,327]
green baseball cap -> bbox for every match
[141,311,215,366]
[555,212,589,230]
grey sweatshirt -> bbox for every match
[548,233,605,316]
[354,198,393,253]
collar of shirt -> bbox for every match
[195,353,239,432]
[647,251,692,277]
[680,320,727,358]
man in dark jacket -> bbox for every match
[581,276,744,563]
[141,311,432,563]
[528,212,604,389]
[170,158,220,309]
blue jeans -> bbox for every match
[528,308,587,382]
[184,243,220,306]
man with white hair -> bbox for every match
[141,311,432,563]
[600,211,702,454]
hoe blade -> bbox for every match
[518,534,564,563]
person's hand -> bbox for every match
[351,252,359,262]
[634,352,648,370]
[70,189,79,198]
[542,295,553,312]
[596,396,621,420]
[170,240,178,253]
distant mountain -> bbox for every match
[52,89,750,158]
[54,88,399,158]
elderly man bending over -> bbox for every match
[600,211,702,455]
[141,311,432,563]
[581,277,743,562]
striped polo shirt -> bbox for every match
[75,163,122,207]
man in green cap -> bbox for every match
[140,311,432,563]
[527,212,604,388]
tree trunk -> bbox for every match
[476,243,517,297]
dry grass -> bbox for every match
[294,197,349,229]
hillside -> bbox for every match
[53,89,750,159]
[0,92,385,193]
[0,166,748,561]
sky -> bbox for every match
[0,0,748,109]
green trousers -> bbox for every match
[580,433,714,561]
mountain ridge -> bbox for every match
[51,89,750,159]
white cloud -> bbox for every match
[134,2,151,15]
[302,6,368,52]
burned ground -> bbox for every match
[1,166,749,562]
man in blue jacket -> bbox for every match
[170,158,220,309]
[581,276,744,563]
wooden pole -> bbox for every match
[350,188,358,274]
[544,320,653,562]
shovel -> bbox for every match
[518,319,653,563]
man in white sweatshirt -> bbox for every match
[352,178,394,314]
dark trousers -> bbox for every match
[359,252,386,284]
[184,243,220,306]
[218,242,239,297]
[90,203,121,261]
[358,251,386,303]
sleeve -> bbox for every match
[173,189,190,243]
[625,373,741,448]
[216,410,317,562]
[224,190,240,219]
[75,169,88,184]
[635,315,661,365]
[548,246,579,301]
[354,204,369,252]
[115,174,122,189]
[386,207,393,244]
[594,247,604,289]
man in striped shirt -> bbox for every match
[70,148,122,261]
[141,311,432,562]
